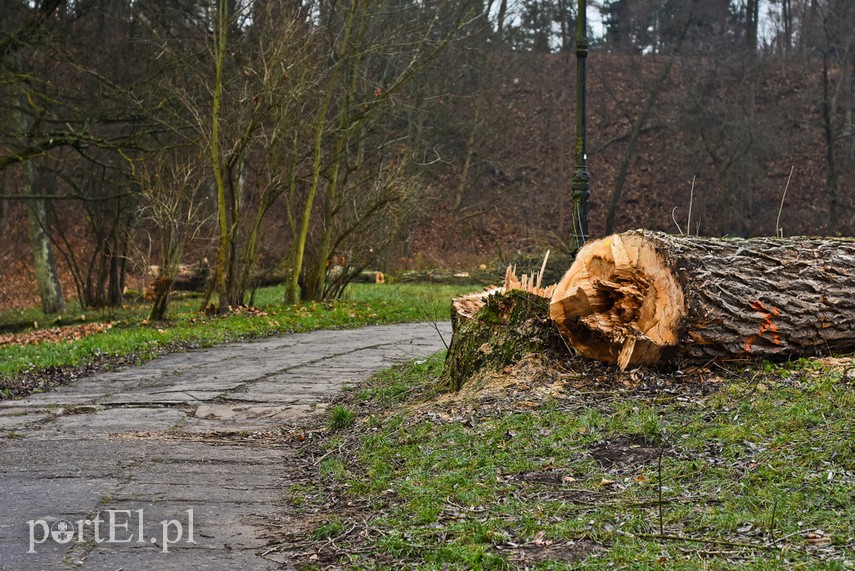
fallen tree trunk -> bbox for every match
[149,264,288,292]
[550,230,855,369]
[148,263,210,292]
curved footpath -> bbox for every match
[0,322,450,570]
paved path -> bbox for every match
[0,322,450,570]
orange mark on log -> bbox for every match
[743,301,781,353]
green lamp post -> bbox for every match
[572,0,590,245]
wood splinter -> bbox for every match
[451,251,555,323]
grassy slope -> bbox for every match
[0,283,472,394]
[284,354,855,570]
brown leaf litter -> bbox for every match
[0,322,112,347]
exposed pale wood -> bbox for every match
[536,250,550,289]
[451,286,503,323]
[550,230,855,369]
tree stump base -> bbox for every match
[442,290,567,392]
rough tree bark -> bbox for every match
[550,230,855,369]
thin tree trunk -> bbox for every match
[308,52,355,302]
[11,72,66,314]
[149,275,173,321]
[105,202,130,308]
[604,53,677,234]
[308,153,343,302]
[286,2,356,304]
[225,163,243,307]
[782,0,792,53]
[286,93,330,303]
[746,0,759,52]
[24,162,66,314]
[822,53,841,233]
[850,56,855,229]
[106,229,127,307]
[848,54,855,161]
[454,104,481,212]
[0,171,8,238]
[211,0,231,313]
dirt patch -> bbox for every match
[804,357,855,380]
[258,503,383,569]
[504,539,601,565]
[590,434,660,469]
[425,352,722,423]
[434,353,571,405]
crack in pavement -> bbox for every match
[156,338,407,394]
[0,321,450,570]
[59,450,152,571]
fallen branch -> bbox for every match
[628,531,778,551]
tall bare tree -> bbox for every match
[814,0,855,232]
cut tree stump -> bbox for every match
[549,230,855,369]
[443,290,567,392]
[443,262,564,391]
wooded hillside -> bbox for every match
[2,1,853,311]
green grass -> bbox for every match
[311,519,346,541]
[327,405,356,430]
[0,283,474,390]
[286,355,855,569]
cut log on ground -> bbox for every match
[550,230,855,369]
[148,263,211,292]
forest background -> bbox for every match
[1,0,853,314]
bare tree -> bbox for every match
[138,0,318,311]
[137,154,209,321]
[285,0,479,303]
[1,2,68,313]
[2,0,166,310]
[814,0,855,233]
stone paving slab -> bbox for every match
[45,408,188,439]
[0,322,449,570]
[0,412,51,429]
[68,546,291,571]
